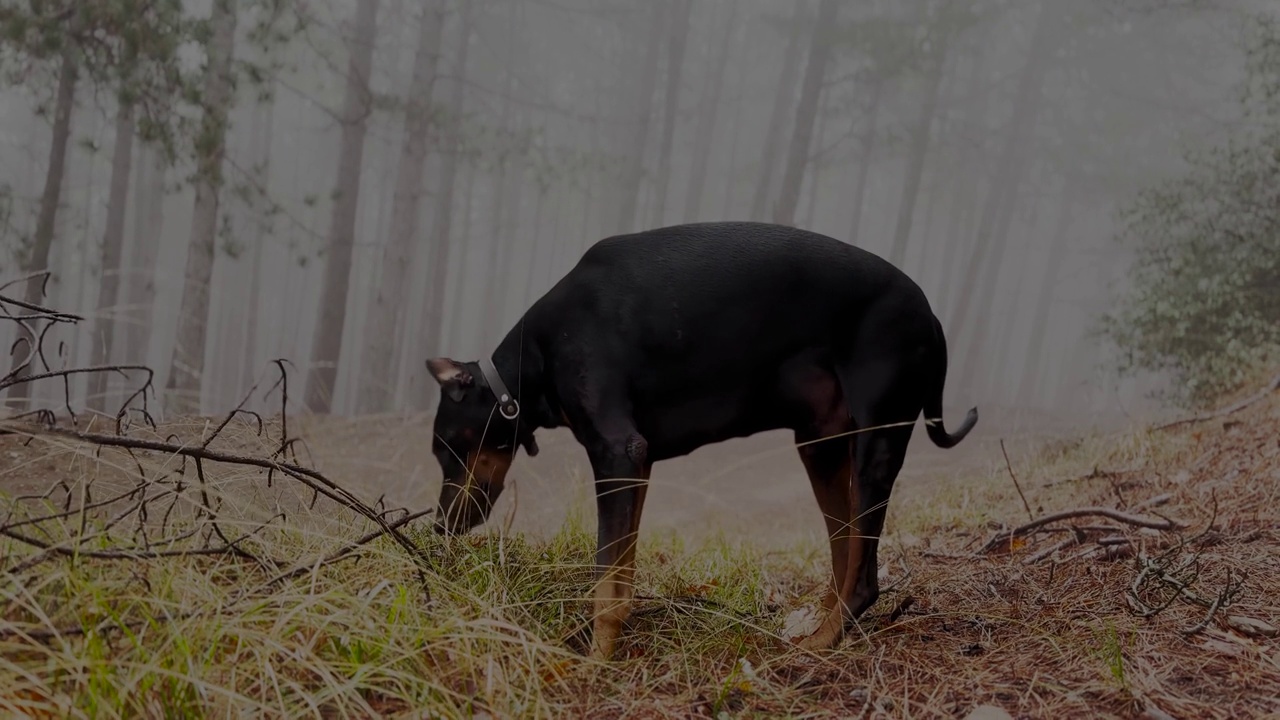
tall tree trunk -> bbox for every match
[750,4,808,222]
[239,86,276,395]
[682,2,738,223]
[773,0,840,227]
[358,2,443,414]
[934,43,987,312]
[802,105,827,229]
[987,199,1038,401]
[480,9,521,347]
[887,27,950,268]
[447,159,478,351]
[121,145,165,369]
[614,2,666,234]
[847,76,884,244]
[650,0,692,227]
[304,0,380,414]
[6,31,79,408]
[947,0,1060,367]
[415,1,475,407]
[1018,174,1078,406]
[88,98,136,412]
[164,0,239,415]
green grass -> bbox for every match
[1,490,828,718]
[3,394,1279,718]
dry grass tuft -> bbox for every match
[3,391,1279,718]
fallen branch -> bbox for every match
[1155,370,1280,432]
[981,506,1187,555]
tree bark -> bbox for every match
[987,199,1037,400]
[239,85,276,395]
[947,0,1060,354]
[120,144,165,369]
[7,29,79,409]
[614,2,666,234]
[164,0,239,416]
[304,0,380,414]
[682,2,739,223]
[887,26,950,268]
[88,98,136,412]
[1018,175,1078,406]
[934,45,985,311]
[416,1,476,404]
[650,0,692,227]
[750,4,808,222]
[358,1,443,414]
[847,76,884,245]
[480,9,522,347]
[773,0,839,227]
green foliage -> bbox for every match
[1101,16,1280,408]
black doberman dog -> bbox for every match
[426,221,977,660]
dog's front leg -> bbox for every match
[587,434,650,661]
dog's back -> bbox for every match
[527,221,938,370]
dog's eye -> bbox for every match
[495,443,511,451]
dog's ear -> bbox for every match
[426,358,474,402]
[520,434,540,457]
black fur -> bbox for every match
[427,221,978,648]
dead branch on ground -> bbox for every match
[1155,370,1280,432]
[0,277,436,628]
[1124,496,1246,635]
[979,500,1186,557]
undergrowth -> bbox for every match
[3,392,1279,718]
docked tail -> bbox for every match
[924,314,978,449]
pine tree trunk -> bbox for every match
[6,30,79,409]
[165,0,239,416]
[414,1,476,408]
[88,98,136,412]
[887,27,950,268]
[934,45,986,312]
[847,76,883,245]
[480,10,521,347]
[682,2,738,223]
[773,0,839,227]
[1018,174,1078,406]
[650,0,692,227]
[240,88,276,394]
[304,0,380,414]
[614,2,666,234]
[947,0,1060,369]
[121,145,165,369]
[358,2,443,414]
[750,4,807,222]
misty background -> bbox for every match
[0,0,1270,426]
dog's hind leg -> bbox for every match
[836,355,922,629]
[794,427,857,651]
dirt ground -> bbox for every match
[0,401,1123,547]
[0,403,1125,548]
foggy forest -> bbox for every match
[2,0,1280,716]
[2,0,1271,423]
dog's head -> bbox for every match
[425,357,539,535]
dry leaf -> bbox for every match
[782,606,821,641]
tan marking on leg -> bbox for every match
[796,437,857,652]
[588,467,649,661]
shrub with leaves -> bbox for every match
[1101,17,1280,409]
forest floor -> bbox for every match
[1,388,1278,718]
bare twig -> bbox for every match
[1000,438,1034,521]
[981,507,1187,555]
[1155,370,1280,431]
[1,279,435,606]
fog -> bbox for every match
[0,0,1265,425]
